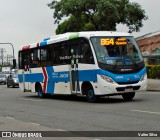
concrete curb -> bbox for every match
[147,79,160,92]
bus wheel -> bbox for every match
[122,92,135,101]
[86,89,97,103]
[37,85,44,98]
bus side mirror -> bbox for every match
[13,59,16,68]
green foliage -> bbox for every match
[48,0,148,34]
[146,65,160,79]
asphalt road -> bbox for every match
[0,84,160,139]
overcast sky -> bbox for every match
[0,0,160,60]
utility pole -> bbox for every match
[0,43,16,68]
[5,54,13,65]
[0,48,6,65]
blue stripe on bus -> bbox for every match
[50,70,97,82]
[46,67,55,94]
[18,67,146,93]
[18,74,23,83]
[43,37,50,41]
[78,69,98,82]
[40,41,47,47]
[18,73,43,83]
[18,69,98,83]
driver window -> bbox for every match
[128,43,133,55]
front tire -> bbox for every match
[122,92,135,101]
[86,89,97,103]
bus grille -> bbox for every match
[117,81,139,85]
[116,86,140,92]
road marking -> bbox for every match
[18,98,43,102]
[30,122,40,126]
[55,129,67,131]
[5,116,15,120]
[131,110,160,115]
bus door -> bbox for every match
[70,48,80,94]
[23,52,31,92]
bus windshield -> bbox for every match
[91,36,143,66]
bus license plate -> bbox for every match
[125,88,133,92]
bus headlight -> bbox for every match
[140,73,147,82]
[100,75,116,84]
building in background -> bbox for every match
[136,30,160,65]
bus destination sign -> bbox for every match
[101,38,127,46]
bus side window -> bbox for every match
[23,51,31,70]
[39,48,45,67]
[40,48,47,61]
[68,38,94,64]
[53,44,60,65]
[53,42,69,65]
[81,39,94,64]
[47,46,53,65]
[31,48,39,68]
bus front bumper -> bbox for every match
[95,76,147,96]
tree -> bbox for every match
[48,0,148,34]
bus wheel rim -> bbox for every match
[88,90,94,99]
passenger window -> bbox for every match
[81,40,94,64]
[53,42,69,65]
[69,38,94,64]
[31,49,39,68]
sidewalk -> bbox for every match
[147,79,160,91]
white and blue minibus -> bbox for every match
[18,31,147,102]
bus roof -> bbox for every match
[20,31,132,51]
